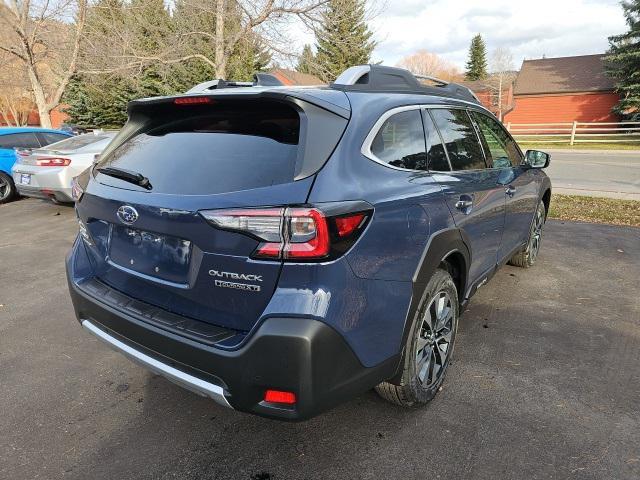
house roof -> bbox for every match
[269,68,323,86]
[459,72,517,93]
[458,80,492,92]
[514,54,615,95]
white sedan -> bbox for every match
[12,131,116,203]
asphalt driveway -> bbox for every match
[1,198,639,480]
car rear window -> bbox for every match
[46,134,111,151]
[38,132,70,146]
[96,101,302,195]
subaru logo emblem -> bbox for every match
[117,205,139,225]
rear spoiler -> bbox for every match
[127,88,351,120]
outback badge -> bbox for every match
[209,270,262,292]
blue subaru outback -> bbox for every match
[67,65,551,420]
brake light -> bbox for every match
[200,206,370,261]
[174,96,212,105]
[36,157,71,167]
[264,390,296,405]
[284,208,330,259]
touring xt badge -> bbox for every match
[209,270,262,292]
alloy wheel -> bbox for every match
[528,205,545,263]
[415,291,455,387]
[0,176,9,201]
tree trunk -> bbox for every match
[26,66,52,128]
[497,75,503,121]
[215,0,226,78]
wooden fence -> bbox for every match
[505,121,640,145]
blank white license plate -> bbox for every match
[20,174,31,185]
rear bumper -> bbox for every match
[67,258,397,421]
[16,184,73,202]
[12,166,76,202]
[82,319,232,408]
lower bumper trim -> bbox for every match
[82,319,233,409]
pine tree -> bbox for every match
[314,0,376,82]
[465,34,488,81]
[297,44,316,75]
[605,1,640,117]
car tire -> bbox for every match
[508,200,546,268]
[375,268,459,407]
[0,172,17,204]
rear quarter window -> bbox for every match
[370,109,427,170]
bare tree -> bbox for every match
[0,48,34,125]
[397,49,462,81]
[0,0,87,128]
[82,0,327,80]
[488,46,516,121]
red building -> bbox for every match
[504,54,619,124]
[0,105,69,129]
[459,79,514,120]
[269,69,323,86]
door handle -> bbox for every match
[505,185,516,197]
[455,196,474,212]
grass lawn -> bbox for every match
[549,194,640,227]
[519,142,640,151]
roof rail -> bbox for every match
[185,73,284,94]
[330,65,480,104]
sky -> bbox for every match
[290,0,628,71]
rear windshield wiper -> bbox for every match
[96,166,152,190]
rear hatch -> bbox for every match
[75,93,348,333]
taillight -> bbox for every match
[36,157,71,167]
[200,205,371,261]
[283,208,330,259]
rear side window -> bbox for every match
[0,133,41,149]
[429,109,486,171]
[96,101,303,195]
[37,132,69,146]
[470,111,522,168]
[370,109,427,170]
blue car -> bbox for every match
[0,127,72,203]
[67,66,551,420]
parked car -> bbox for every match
[67,65,551,421]
[0,127,72,203]
[12,131,116,204]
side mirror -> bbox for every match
[524,150,550,169]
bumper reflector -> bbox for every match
[264,389,297,405]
